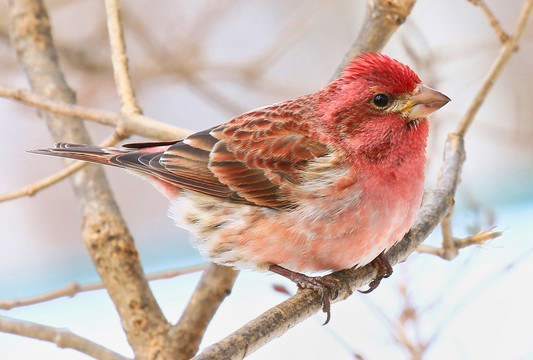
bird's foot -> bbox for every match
[269,264,338,325]
[358,252,393,294]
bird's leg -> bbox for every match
[269,264,339,325]
[358,252,393,294]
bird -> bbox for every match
[30,53,450,324]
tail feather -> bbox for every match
[28,143,125,166]
[28,140,257,205]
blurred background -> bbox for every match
[0,0,532,359]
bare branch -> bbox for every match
[440,205,455,253]
[0,264,207,310]
[467,0,510,43]
[418,228,502,259]
[0,316,130,360]
[456,0,533,136]
[454,228,502,248]
[334,0,418,78]
[417,193,501,259]
[391,285,429,359]
[417,206,460,260]
[0,85,190,203]
[166,264,239,360]
[0,86,190,140]
[104,0,142,116]
[4,2,241,357]
[7,1,169,358]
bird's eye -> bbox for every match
[372,94,389,108]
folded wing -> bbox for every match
[32,101,331,209]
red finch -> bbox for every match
[31,53,449,323]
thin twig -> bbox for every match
[417,205,459,260]
[454,228,502,248]
[456,0,533,136]
[0,316,130,360]
[104,0,142,116]
[393,282,428,360]
[360,277,430,359]
[0,264,208,310]
[417,228,502,259]
[467,0,510,43]
[0,86,190,140]
[440,196,455,252]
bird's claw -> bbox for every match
[358,252,393,294]
[295,275,339,325]
[269,264,338,325]
[358,277,384,294]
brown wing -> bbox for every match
[161,101,331,208]
[113,135,240,201]
[33,100,331,209]
[31,141,238,201]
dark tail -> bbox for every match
[28,143,125,166]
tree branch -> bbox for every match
[0,316,130,360]
[104,0,142,116]
[4,2,240,358]
[334,0,417,78]
[166,265,239,360]
[417,201,501,260]
[7,1,169,358]
[467,0,510,43]
[417,228,502,259]
[106,2,241,358]
[0,264,207,310]
[0,86,190,140]
[456,0,533,136]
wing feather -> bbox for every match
[32,98,332,209]
[50,100,332,209]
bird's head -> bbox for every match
[319,53,450,137]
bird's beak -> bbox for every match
[403,84,450,121]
